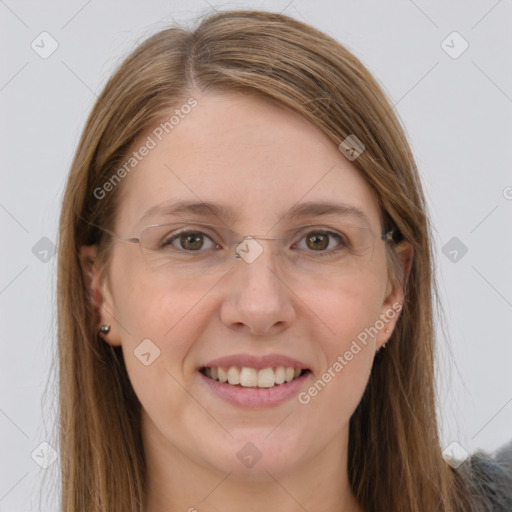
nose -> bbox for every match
[219,242,296,336]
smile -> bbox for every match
[200,366,309,388]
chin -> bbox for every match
[197,427,307,479]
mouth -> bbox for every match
[199,365,311,389]
[198,354,312,407]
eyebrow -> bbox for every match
[138,199,372,227]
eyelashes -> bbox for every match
[163,228,350,257]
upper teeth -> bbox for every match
[203,366,303,388]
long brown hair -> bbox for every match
[56,10,481,511]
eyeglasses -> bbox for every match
[88,219,395,283]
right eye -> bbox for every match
[163,230,218,251]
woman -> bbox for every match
[56,9,511,511]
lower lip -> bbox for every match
[199,371,311,408]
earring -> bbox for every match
[99,324,111,335]
[377,341,387,355]
[385,328,390,334]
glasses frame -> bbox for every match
[84,218,397,255]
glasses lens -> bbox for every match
[138,221,382,278]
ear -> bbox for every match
[79,245,122,347]
[376,241,414,349]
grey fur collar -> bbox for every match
[466,440,512,511]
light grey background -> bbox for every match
[1,0,511,510]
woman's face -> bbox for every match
[85,91,404,479]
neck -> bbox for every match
[142,412,363,512]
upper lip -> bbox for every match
[202,354,310,371]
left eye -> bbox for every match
[295,231,345,252]
[164,231,217,251]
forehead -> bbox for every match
[113,91,381,232]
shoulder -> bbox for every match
[466,439,512,511]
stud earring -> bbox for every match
[99,325,111,335]
[385,328,390,334]
[378,341,387,353]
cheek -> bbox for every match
[306,265,387,348]
[299,267,386,408]
[297,288,380,435]
[110,269,211,427]
[110,254,211,343]
[298,346,374,444]
[107,259,219,408]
